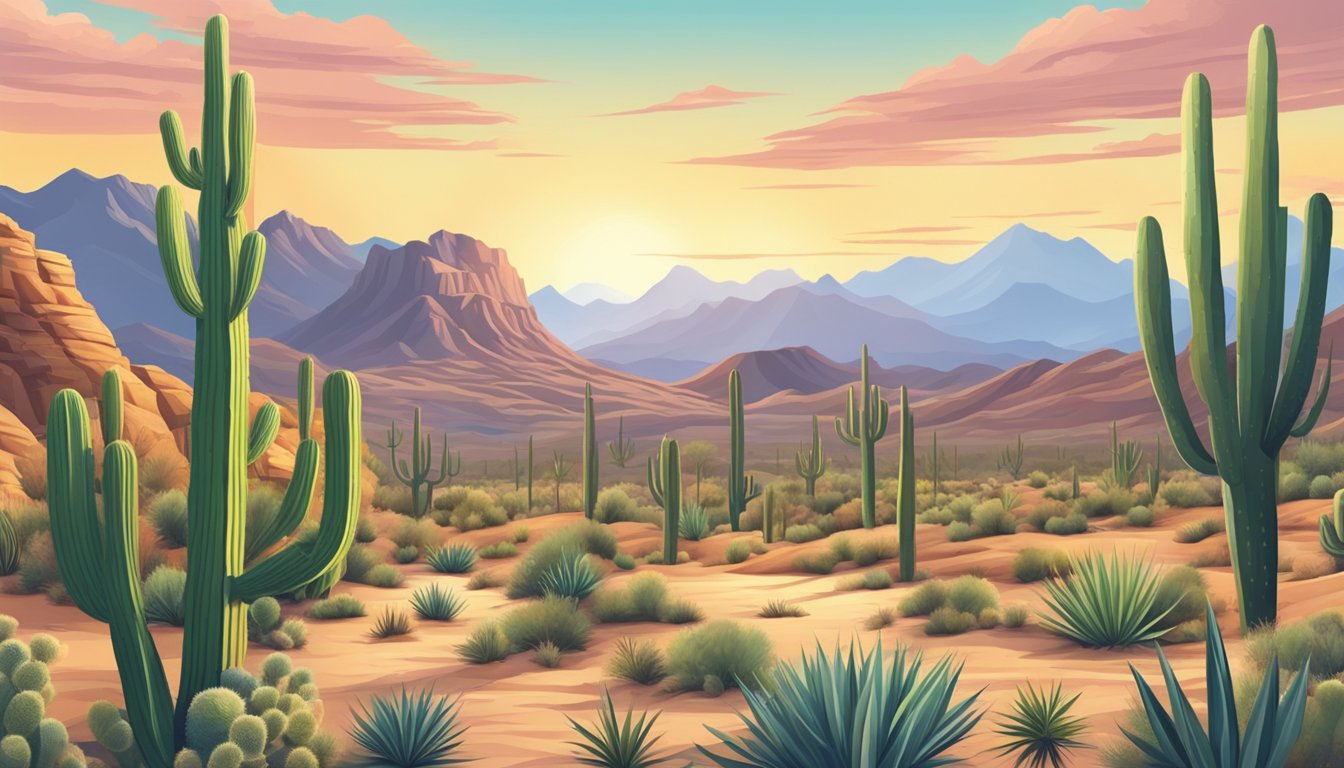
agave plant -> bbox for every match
[1124,603,1308,768]
[699,639,983,767]
[410,583,467,622]
[994,681,1089,768]
[679,502,711,541]
[350,685,470,767]
[567,689,670,768]
[1037,549,1175,648]
[541,547,602,600]
[427,543,478,574]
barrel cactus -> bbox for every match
[0,618,95,768]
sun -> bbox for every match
[547,213,684,295]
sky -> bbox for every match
[2,0,1342,296]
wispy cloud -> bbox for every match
[744,183,873,190]
[842,238,984,246]
[639,250,896,261]
[849,225,972,235]
[981,133,1179,166]
[955,209,1100,220]
[0,0,538,149]
[688,0,1344,169]
[600,85,778,117]
[497,152,563,158]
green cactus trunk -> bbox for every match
[527,435,534,512]
[647,437,681,563]
[387,407,449,519]
[794,415,825,497]
[1071,465,1081,500]
[1134,25,1333,632]
[763,485,777,544]
[582,383,598,519]
[726,370,760,531]
[931,432,939,500]
[896,387,916,582]
[835,345,889,528]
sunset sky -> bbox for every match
[2,0,1342,295]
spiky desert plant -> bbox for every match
[999,434,1026,480]
[835,344,889,528]
[896,386,917,582]
[527,435,534,512]
[0,511,16,577]
[1135,25,1333,631]
[409,584,465,622]
[426,543,477,574]
[1037,550,1175,648]
[552,450,571,513]
[608,416,636,469]
[582,383,598,519]
[567,690,670,768]
[994,682,1089,768]
[930,431,941,499]
[794,415,826,497]
[0,621,83,768]
[386,408,453,519]
[762,485,781,544]
[698,639,983,768]
[349,686,469,768]
[1318,489,1344,557]
[46,17,362,764]
[1110,422,1143,488]
[647,437,681,564]
[1146,439,1164,500]
[1124,603,1308,767]
[726,370,761,531]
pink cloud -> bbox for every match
[982,132,1180,165]
[691,0,1344,169]
[600,85,778,117]
[0,0,538,149]
[850,225,972,235]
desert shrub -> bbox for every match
[809,491,846,516]
[538,549,602,600]
[445,490,507,531]
[1293,441,1344,478]
[606,637,666,685]
[1124,505,1155,527]
[14,531,60,597]
[1188,544,1232,568]
[307,594,365,620]
[1248,610,1344,681]
[501,595,592,652]
[852,538,897,566]
[354,516,377,544]
[1002,604,1030,629]
[512,526,530,543]
[898,581,949,617]
[433,486,472,511]
[505,522,615,599]
[1150,565,1211,635]
[1291,553,1337,580]
[679,503,711,541]
[592,573,670,623]
[970,500,1018,537]
[1025,499,1072,530]
[784,524,824,544]
[612,552,637,570]
[665,620,773,692]
[138,454,184,495]
[410,584,466,622]
[1038,550,1173,648]
[1045,513,1089,536]
[864,607,898,631]
[1013,548,1073,583]
[1159,479,1216,508]
[1027,470,1051,488]
[1073,489,1136,519]
[465,570,501,590]
[1280,472,1310,502]
[947,576,998,615]
[15,457,46,501]
[141,565,187,625]
[724,540,751,564]
[924,607,978,636]
[918,506,954,525]
[795,552,840,574]
[392,546,420,564]
[364,565,404,589]
[531,641,563,669]
[1174,516,1225,544]
[372,484,415,516]
[946,521,974,542]
[758,599,808,618]
[839,569,894,591]
[478,541,517,559]
[658,599,704,625]
[349,686,467,768]
[150,490,189,548]
[457,622,509,664]
[426,543,477,574]
[1310,475,1336,499]
[1042,485,1072,502]
[499,491,528,519]
[343,545,381,583]
[391,519,439,553]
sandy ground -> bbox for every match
[5,492,1343,767]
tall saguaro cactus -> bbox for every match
[835,344,889,528]
[582,383,598,519]
[794,415,826,497]
[726,370,760,531]
[647,436,682,564]
[46,17,363,762]
[1135,25,1333,632]
[608,415,636,468]
[527,435,535,512]
[387,407,450,519]
[896,387,917,581]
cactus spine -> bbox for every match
[387,408,450,519]
[607,415,635,468]
[647,437,681,563]
[835,344,889,528]
[794,415,826,497]
[896,387,916,582]
[998,435,1025,480]
[48,16,360,753]
[1319,490,1344,558]
[1110,422,1143,488]
[1135,25,1333,631]
[582,383,598,519]
[726,370,760,531]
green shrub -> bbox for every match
[465,569,502,590]
[364,565,404,589]
[852,538,898,566]
[1124,506,1155,527]
[391,519,439,552]
[511,526,529,543]
[426,543,476,574]
[501,595,592,652]
[1044,513,1088,536]
[392,546,420,564]
[446,490,508,531]
[532,641,563,668]
[757,600,808,618]
[1293,441,1344,478]
[657,600,704,625]
[946,522,974,542]
[1002,604,1030,629]
[1073,489,1136,519]
[500,491,528,519]
[150,490,189,549]
[1042,485,1072,502]
[839,569,894,591]
[409,584,465,622]
[665,620,773,692]
[1174,516,1224,544]
[354,516,377,544]
[1013,548,1074,583]
[724,540,751,564]
[349,686,467,768]
[307,594,365,620]
[143,565,187,625]
[369,607,413,639]
[1027,470,1050,488]
[606,637,666,685]
[612,552,636,570]
[478,541,518,559]
[457,623,509,664]
[1160,479,1217,508]
[784,524,824,544]
[1150,565,1211,635]
[795,552,840,574]
[1038,550,1174,648]
[863,607,897,631]
[1309,475,1336,499]
[924,607,978,636]
[898,581,949,617]
[592,573,670,623]
[970,500,1018,537]
[946,576,998,615]
[1025,499,1071,531]
[343,545,381,582]
[1247,611,1344,681]
[433,486,471,511]
[372,485,414,516]
[506,522,617,599]
[539,549,602,600]
[593,487,639,523]
[1280,472,1310,502]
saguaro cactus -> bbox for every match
[608,415,636,468]
[794,415,826,497]
[552,450,571,512]
[387,407,451,519]
[1147,439,1164,499]
[1135,25,1333,631]
[930,432,941,499]
[835,344,889,528]
[1110,422,1144,488]
[896,387,917,582]
[1319,490,1344,558]
[647,437,682,564]
[582,383,598,519]
[727,370,760,531]
[762,485,780,544]
[527,435,535,512]
[998,435,1025,480]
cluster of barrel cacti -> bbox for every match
[794,415,825,497]
[387,408,456,519]
[726,370,760,530]
[45,16,363,766]
[835,345,888,528]
[0,618,88,768]
[647,437,681,563]
[1109,422,1143,488]
[246,598,307,652]
[1136,24,1333,630]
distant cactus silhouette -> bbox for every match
[835,344,889,528]
[794,415,826,497]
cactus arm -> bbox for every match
[646,451,665,507]
[246,439,319,562]
[425,434,449,485]
[835,388,861,446]
[1135,216,1219,475]
[102,441,176,768]
[154,186,205,318]
[387,422,413,484]
[101,369,124,445]
[246,402,280,465]
[1290,355,1332,438]
[297,357,314,441]
[46,390,111,623]
[1267,194,1334,447]
[870,387,889,439]
[225,73,255,219]
[229,231,265,321]
[159,111,203,190]
[1320,492,1344,557]
[232,372,360,602]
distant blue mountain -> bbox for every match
[562,282,633,305]
[353,236,401,261]
[1221,215,1344,321]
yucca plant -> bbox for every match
[678,502,711,541]
[541,548,602,600]
[349,685,470,767]
[427,543,477,574]
[994,681,1089,768]
[699,639,983,767]
[567,689,670,768]
[410,584,466,622]
[1037,549,1175,648]
[370,607,414,639]
[606,637,667,686]
[1124,603,1308,768]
